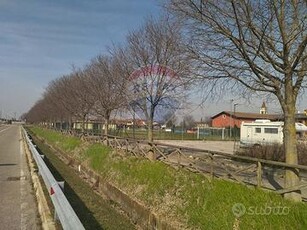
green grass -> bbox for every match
[177,176,307,229]
[84,144,176,202]
[84,143,111,175]
[29,126,307,230]
[108,129,238,141]
[29,126,81,152]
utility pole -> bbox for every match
[233,103,239,151]
[230,99,234,138]
[233,103,238,137]
[181,117,184,141]
[233,103,238,127]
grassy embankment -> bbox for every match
[29,126,307,230]
[28,127,135,230]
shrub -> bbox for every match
[237,142,307,165]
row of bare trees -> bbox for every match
[25,0,306,201]
[25,16,190,141]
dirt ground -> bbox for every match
[156,140,236,154]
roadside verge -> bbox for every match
[22,131,56,230]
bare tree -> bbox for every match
[25,99,51,124]
[162,111,177,128]
[25,90,70,127]
[181,114,195,130]
[68,70,95,133]
[25,52,127,136]
[43,82,72,129]
[124,16,191,142]
[46,70,95,133]
[87,54,128,135]
[169,0,307,200]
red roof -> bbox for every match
[211,111,282,120]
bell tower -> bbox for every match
[260,101,267,114]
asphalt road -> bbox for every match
[0,125,40,230]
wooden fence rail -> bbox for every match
[82,134,307,200]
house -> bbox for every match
[211,101,307,129]
[211,111,281,128]
[72,120,117,131]
[195,120,210,129]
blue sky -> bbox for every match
[0,0,161,118]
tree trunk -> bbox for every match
[69,117,72,131]
[104,117,109,136]
[81,114,86,134]
[147,117,154,142]
[101,119,104,136]
[283,92,301,201]
[101,111,111,136]
[146,116,157,160]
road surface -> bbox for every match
[0,125,41,229]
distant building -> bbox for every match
[211,111,281,128]
[211,102,307,128]
[195,121,210,128]
[211,102,281,128]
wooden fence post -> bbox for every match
[114,137,117,155]
[177,149,181,169]
[146,142,156,161]
[210,153,214,180]
[126,139,129,153]
[257,161,262,188]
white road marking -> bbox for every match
[0,126,11,133]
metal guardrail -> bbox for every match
[22,128,85,230]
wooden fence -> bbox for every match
[79,134,307,200]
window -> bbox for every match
[264,128,278,134]
[255,128,261,133]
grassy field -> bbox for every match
[108,129,234,141]
[73,127,236,141]
[29,126,307,230]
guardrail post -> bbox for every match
[58,181,65,191]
